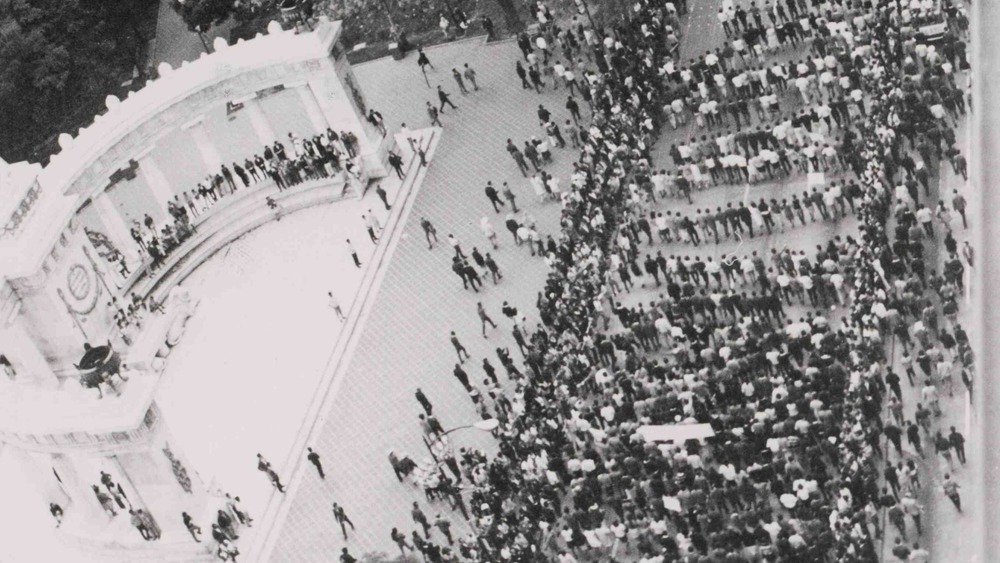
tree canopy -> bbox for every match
[0,0,158,163]
[171,0,237,33]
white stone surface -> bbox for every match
[153,196,387,530]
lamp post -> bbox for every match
[193,25,211,54]
[574,0,600,37]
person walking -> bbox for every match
[952,190,967,228]
[450,331,471,362]
[420,217,439,249]
[484,252,502,283]
[942,474,962,512]
[480,217,499,250]
[411,502,432,538]
[362,213,379,243]
[387,152,405,181]
[256,454,285,492]
[332,502,356,539]
[427,102,443,127]
[447,234,466,257]
[477,302,498,337]
[949,426,967,464]
[417,48,434,70]
[306,447,325,479]
[391,527,414,555]
[346,239,361,268]
[415,387,433,414]
[515,61,531,89]
[434,514,454,545]
[501,182,519,212]
[437,86,458,112]
[452,68,469,94]
[453,363,473,392]
[182,512,201,542]
[376,183,392,210]
[507,139,530,176]
[328,292,347,322]
[463,63,479,90]
[485,182,506,213]
[417,48,433,87]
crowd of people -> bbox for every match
[121,127,367,276]
[367,0,975,561]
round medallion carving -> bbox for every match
[67,264,91,300]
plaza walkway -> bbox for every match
[259,7,978,563]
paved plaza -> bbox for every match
[247,7,979,563]
[0,0,979,561]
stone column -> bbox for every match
[91,191,141,266]
[7,448,71,508]
[0,317,59,388]
[306,77,388,179]
[135,148,176,220]
[50,452,111,527]
[243,97,277,146]
[293,83,331,134]
[182,119,222,175]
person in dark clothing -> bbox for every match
[415,387,433,414]
[306,447,325,479]
[437,86,458,112]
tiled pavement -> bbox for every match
[264,7,976,563]
[266,36,588,561]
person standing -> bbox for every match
[346,239,361,268]
[415,387,433,414]
[420,217,439,249]
[477,302,498,337]
[306,447,325,479]
[328,292,347,322]
[332,502,356,539]
[130,509,151,540]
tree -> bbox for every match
[171,0,237,34]
[0,0,157,162]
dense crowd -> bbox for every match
[378,0,973,561]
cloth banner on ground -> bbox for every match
[637,423,715,443]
